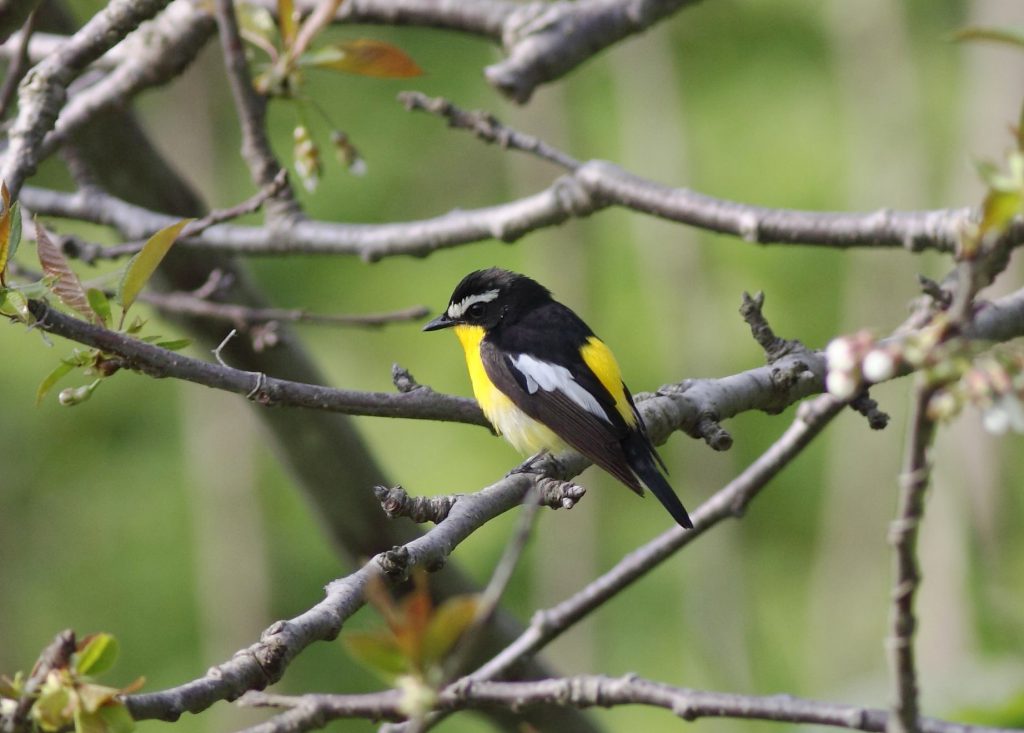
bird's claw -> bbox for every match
[507,450,554,477]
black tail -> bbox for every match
[626,440,692,529]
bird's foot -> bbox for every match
[507,450,553,477]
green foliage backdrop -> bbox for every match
[2,1,1023,731]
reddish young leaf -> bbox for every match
[0,182,20,287]
[421,595,479,668]
[36,220,102,325]
[305,40,423,78]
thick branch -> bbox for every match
[485,0,704,103]
[20,161,992,260]
[33,4,216,162]
[0,0,172,196]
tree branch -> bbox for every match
[22,88,1017,259]
[238,675,1018,733]
[140,291,430,329]
[885,385,938,733]
[24,298,488,425]
[32,4,216,161]
[465,393,845,688]
[0,0,172,196]
[214,0,299,217]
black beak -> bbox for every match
[422,312,454,332]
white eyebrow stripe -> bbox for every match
[447,289,499,319]
[510,353,611,423]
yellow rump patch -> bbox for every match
[580,336,637,426]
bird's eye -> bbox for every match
[467,302,487,319]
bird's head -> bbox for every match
[423,268,551,332]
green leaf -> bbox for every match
[117,219,191,318]
[75,633,119,677]
[301,40,423,78]
[97,703,134,733]
[277,0,297,47]
[37,361,76,405]
[87,289,112,327]
[36,220,101,325]
[236,3,278,46]
[76,684,121,715]
[125,315,147,334]
[74,705,133,733]
[9,201,21,261]
[3,288,32,323]
[979,189,1023,241]
[155,338,191,351]
[342,631,409,681]
[32,686,72,732]
[0,672,23,698]
[421,596,478,668]
[953,26,1024,49]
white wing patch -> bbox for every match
[510,353,610,423]
[447,289,499,319]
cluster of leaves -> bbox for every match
[238,0,423,191]
[0,633,140,733]
[343,572,478,720]
[0,187,191,405]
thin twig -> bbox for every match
[399,91,581,170]
[214,0,298,217]
[0,8,35,120]
[885,385,937,733]
[441,485,543,680]
[141,291,430,329]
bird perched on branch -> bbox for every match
[424,268,692,528]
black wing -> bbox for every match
[480,340,645,496]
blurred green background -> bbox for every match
[3,0,1024,731]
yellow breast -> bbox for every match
[453,324,565,455]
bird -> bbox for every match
[423,268,692,528]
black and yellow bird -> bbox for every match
[424,268,692,528]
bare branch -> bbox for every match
[399,91,582,170]
[0,9,35,119]
[214,0,299,216]
[238,675,1019,733]
[30,4,216,164]
[19,178,600,260]
[485,0,704,103]
[467,393,845,686]
[0,0,40,44]
[0,0,173,196]
[124,469,541,722]
[24,298,487,425]
[886,385,938,733]
[21,286,1024,442]
[140,291,430,329]
[20,158,993,261]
